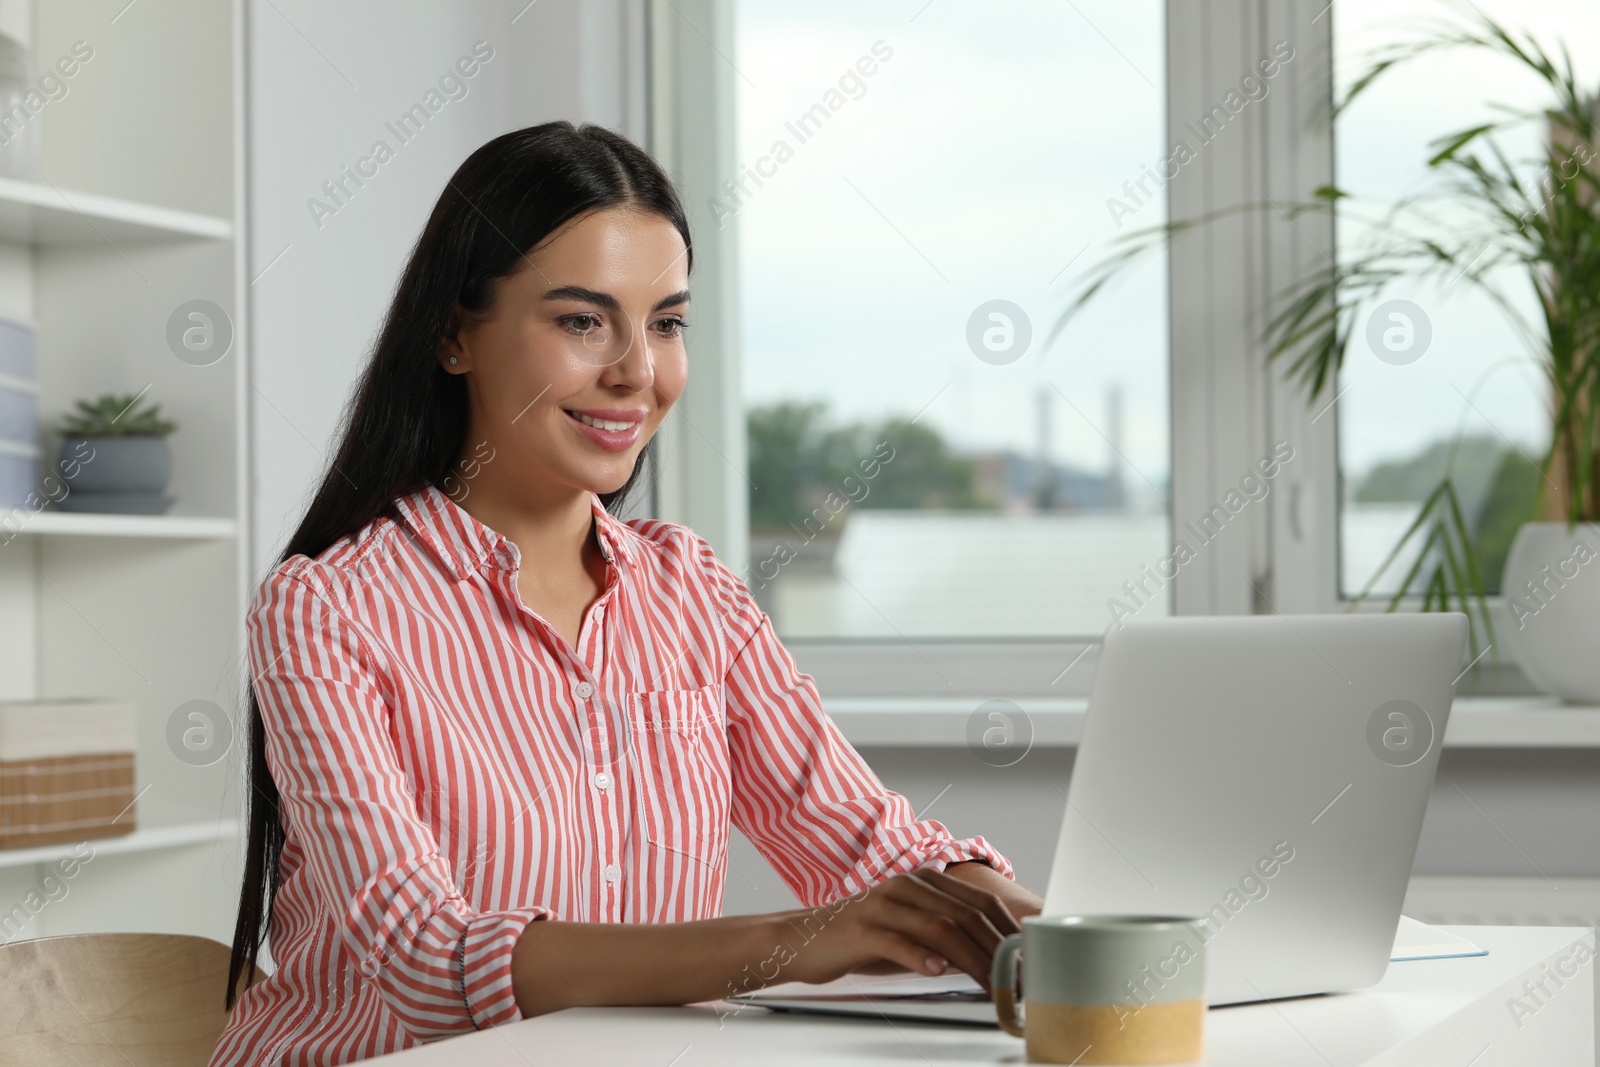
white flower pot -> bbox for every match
[1502,521,1600,703]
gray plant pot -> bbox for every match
[54,435,173,513]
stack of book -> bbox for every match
[0,699,136,849]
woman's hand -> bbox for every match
[765,866,1022,991]
[511,867,1040,1016]
[945,859,1044,921]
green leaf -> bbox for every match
[59,392,178,437]
[1427,123,1497,165]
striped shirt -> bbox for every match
[211,486,1010,1065]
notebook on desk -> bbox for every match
[732,917,1486,1025]
[1392,916,1487,962]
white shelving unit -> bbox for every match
[0,1,246,948]
[0,819,239,871]
[0,176,232,244]
[14,511,237,539]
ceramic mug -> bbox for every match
[992,914,1207,1065]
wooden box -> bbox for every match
[0,752,136,849]
[0,699,136,849]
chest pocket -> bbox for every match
[628,683,732,872]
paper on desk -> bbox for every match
[1391,915,1486,961]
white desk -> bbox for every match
[371,926,1593,1066]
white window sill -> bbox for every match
[824,696,1600,749]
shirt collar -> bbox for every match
[589,495,633,567]
[394,485,632,580]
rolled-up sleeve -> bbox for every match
[249,562,546,1039]
[700,543,1014,907]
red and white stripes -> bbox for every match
[210,485,1010,1065]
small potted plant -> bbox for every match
[54,393,177,514]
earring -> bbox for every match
[448,356,459,365]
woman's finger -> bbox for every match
[849,958,920,976]
[865,928,949,978]
[911,868,1022,938]
[885,871,1009,957]
[874,898,994,988]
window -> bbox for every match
[731,0,1170,638]
[1333,0,1600,598]
[661,0,1514,691]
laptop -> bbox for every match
[732,612,1470,1023]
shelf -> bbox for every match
[14,512,236,539]
[0,177,231,245]
[826,696,1600,749]
[0,818,238,869]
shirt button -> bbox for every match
[573,680,594,700]
[593,771,611,790]
[602,864,620,883]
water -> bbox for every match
[760,504,1425,638]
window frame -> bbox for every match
[648,0,1347,698]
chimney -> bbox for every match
[1105,384,1126,510]
[1035,385,1056,510]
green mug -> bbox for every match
[992,914,1207,1065]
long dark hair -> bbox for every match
[227,122,693,1006]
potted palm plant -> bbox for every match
[1058,11,1600,699]
[55,392,178,515]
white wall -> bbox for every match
[247,0,643,577]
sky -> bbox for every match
[733,0,1169,491]
[733,0,1600,486]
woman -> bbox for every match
[214,122,1041,1065]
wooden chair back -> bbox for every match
[0,932,256,1066]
